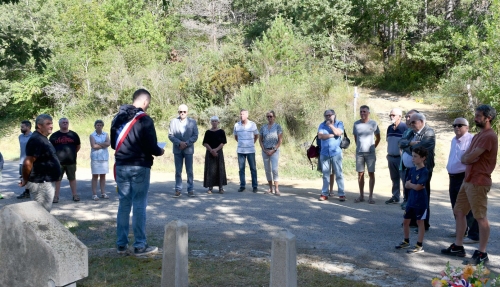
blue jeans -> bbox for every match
[320,153,344,196]
[174,152,194,192]
[238,153,257,188]
[115,165,150,249]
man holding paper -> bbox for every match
[110,88,164,256]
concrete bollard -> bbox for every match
[0,202,88,287]
[161,220,188,287]
[270,229,297,287]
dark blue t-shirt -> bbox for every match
[406,166,429,208]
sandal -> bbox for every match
[52,196,59,203]
[275,191,281,196]
[354,197,365,203]
[207,189,213,194]
[92,195,99,201]
[368,199,375,204]
[218,189,225,194]
[73,194,80,202]
[265,189,273,194]
[100,193,109,199]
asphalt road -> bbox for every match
[1,160,500,286]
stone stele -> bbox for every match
[0,201,88,287]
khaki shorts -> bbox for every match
[59,164,77,181]
[454,181,489,219]
[356,152,376,173]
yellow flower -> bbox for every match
[483,268,490,276]
[463,265,474,280]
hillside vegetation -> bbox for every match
[0,0,499,139]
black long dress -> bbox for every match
[202,129,227,189]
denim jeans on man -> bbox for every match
[320,153,344,197]
[174,151,194,192]
[116,165,150,249]
[238,153,257,188]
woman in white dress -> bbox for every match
[90,120,110,200]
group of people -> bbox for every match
[4,87,497,263]
[316,104,496,264]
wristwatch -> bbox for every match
[273,147,277,151]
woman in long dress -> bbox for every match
[202,116,227,194]
[90,120,110,200]
[259,110,283,195]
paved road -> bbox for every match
[1,159,500,286]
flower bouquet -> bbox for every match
[432,262,500,287]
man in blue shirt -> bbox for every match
[317,109,345,201]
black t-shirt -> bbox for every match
[49,130,81,165]
[26,131,61,183]
[202,129,227,149]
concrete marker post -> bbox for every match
[161,220,188,287]
[270,229,297,287]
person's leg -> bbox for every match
[271,150,280,193]
[453,183,471,246]
[69,180,77,196]
[185,153,194,192]
[424,172,432,229]
[368,172,375,201]
[355,153,365,199]
[403,218,410,239]
[329,174,334,194]
[466,212,479,240]
[54,165,65,200]
[29,182,55,212]
[332,153,344,197]
[91,174,99,196]
[130,166,151,249]
[387,155,401,201]
[238,153,246,188]
[99,174,107,195]
[416,220,425,244]
[320,155,331,197]
[476,218,490,253]
[248,153,257,189]
[467,184,490,253]
[116,166,133,248]
[66,164,78,197]
[262,150,272,192]
[367,152,376,201]
[174,153,184,191]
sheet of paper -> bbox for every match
[157,142,167,149]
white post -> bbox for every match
[353,86,359,119]
[161,220,189,287]
[270,230,297,287]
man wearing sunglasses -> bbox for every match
[399,112,435,231]
[446,118,478,244]
[169,104,199,198]
[385,108,407,205]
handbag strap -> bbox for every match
[310,135,318,145]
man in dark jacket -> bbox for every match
[111,88,164,256]
[399,113,435,230]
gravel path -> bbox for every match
[1,89,500,286]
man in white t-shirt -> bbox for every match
[234,109,259,192]
[353,105,380,204]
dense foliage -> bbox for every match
[0,0,498,134]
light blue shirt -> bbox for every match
[234,120,258,154]
[318,121,344,157]
[19,132,32,164]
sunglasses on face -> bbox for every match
[178,111,187,114]
[324,114,333,117]
[267,116,274,118]
[453,124,466,128]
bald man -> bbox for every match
[385,108,407,204]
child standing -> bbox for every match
[395,146,429,253]
[0,151,4,199]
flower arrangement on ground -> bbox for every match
[432,262,500,287]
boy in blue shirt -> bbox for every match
[395,146,429,253]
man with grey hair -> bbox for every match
[446,117,478,243]
[399,112,435,230]
[169,104,199,198]
[385,108,407,204]
[50,117,81,203]
[19,114,61,211]
[398,109,419,210]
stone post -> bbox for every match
[270,229,297,287]
[161,220,188,287]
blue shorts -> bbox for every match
[404,206,428,220]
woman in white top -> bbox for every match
[90,120,110,200]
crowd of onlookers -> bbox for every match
[0,88,496,261]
